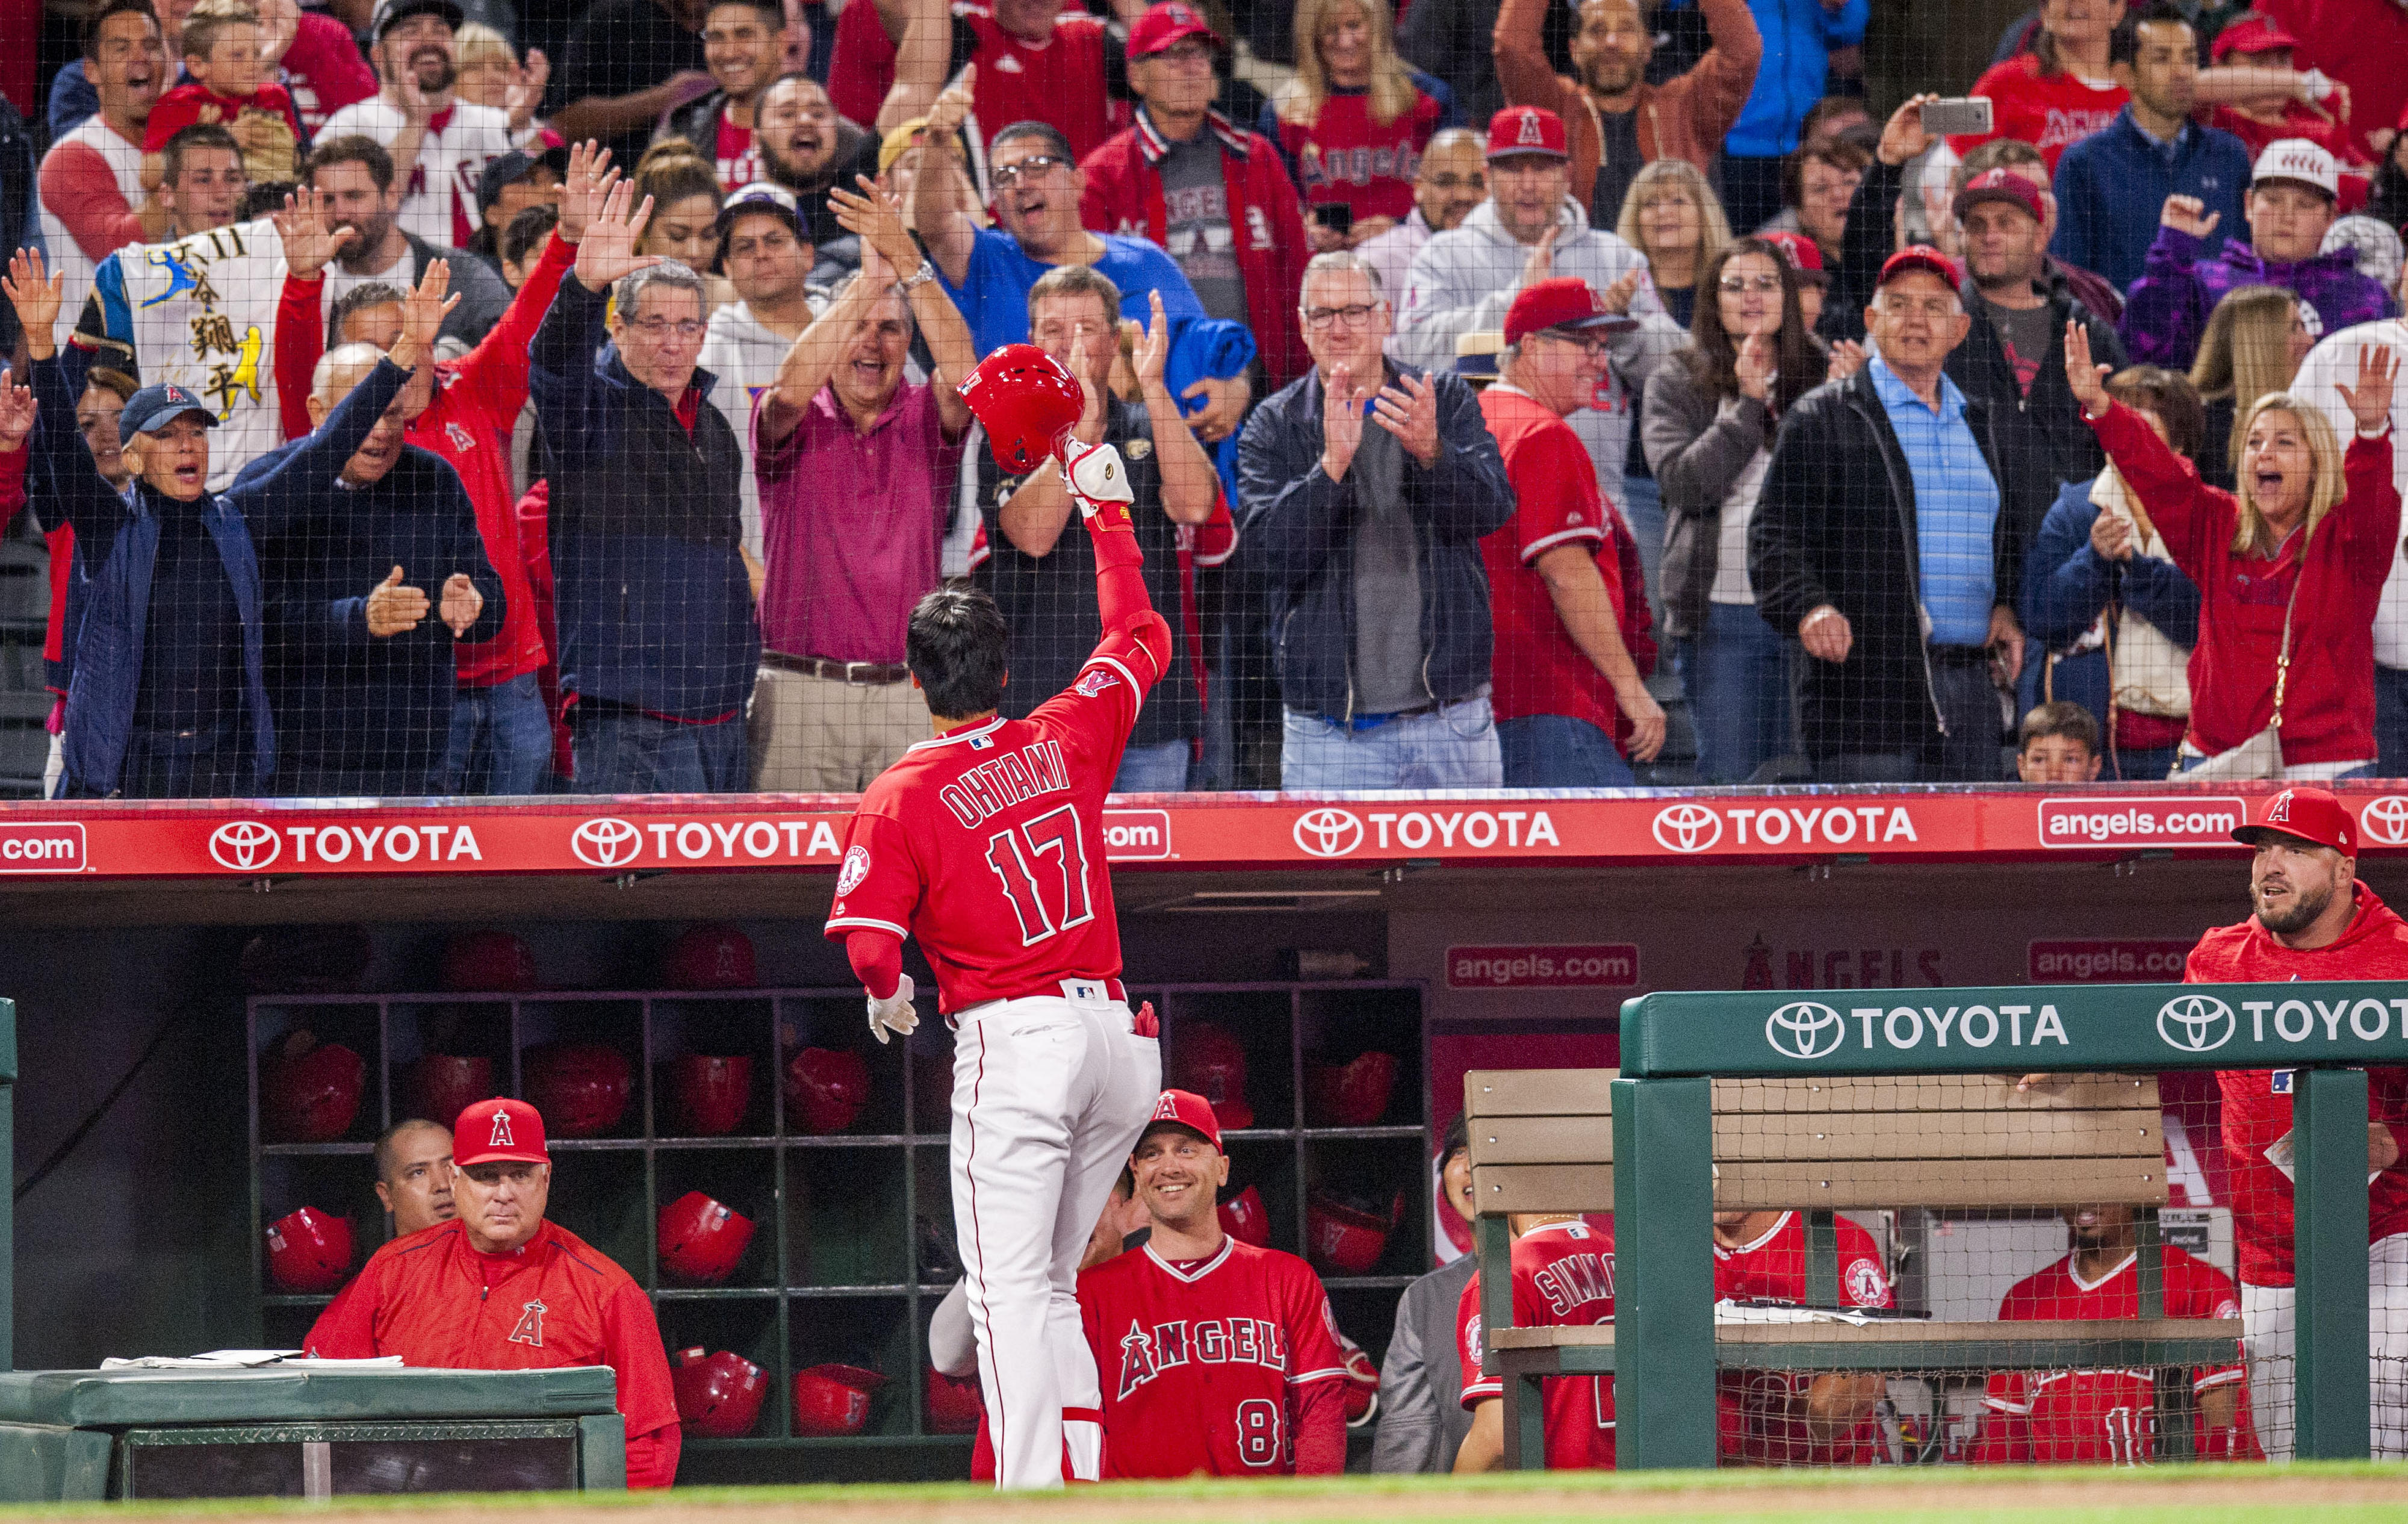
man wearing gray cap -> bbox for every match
[322,0,515,248]
[697,180,830,562]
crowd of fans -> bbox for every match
[3,0,2407,796]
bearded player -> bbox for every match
[825,343,1172,1488]
[1077,1089,1352,1476]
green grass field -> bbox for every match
[15,1464,2407,1524]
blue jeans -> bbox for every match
[1280,694,1503,790]
[571,705,747,794]
[2378,665,2408,779]
[1687,602,1791,784]
[1498,714,1633,787]
[1113,738,1191,792]
[443,674,554,795]
[1621,473,1667,632]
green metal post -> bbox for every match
[1804,1210,1839,1308]
[1611,1076,1715,1469]
[2294,1066,2371,1460]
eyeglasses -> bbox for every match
[1539,330,1611,358]
[628,317,706,340]
[991,155,1069,188]
[1718,273,1783,293]
[1302,302,1381,330]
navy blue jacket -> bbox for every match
[2051,108,2252,295]
[1235,362,1512,721]
[28,353,411,796]
[2016,474,2202,725]
[529,276,759,723]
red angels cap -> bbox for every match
[1951,167,2045,226]
[1140,1088,1223,1151]
[453,1097,550,1166]
[1128,1,1221,57]
[1757,229,1828,284]
[1504,275,1639,345]
[1487,106,1568,161]
[2233,787,2356,854]
[2253,138,2340,199]
[2210,12,2301,60]
[1878,244,1961,290]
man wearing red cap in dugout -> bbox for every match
[2182,787,2408,1460]
[1075,1089,1351,1477]
[304,1099,682,1487]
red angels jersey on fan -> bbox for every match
[1973,1245,2253,1465]
[1712,1211,1891,1465]
[1077,1237,1350,1476]
[822,627,1160,1013]
[1456,1218,1617,1469]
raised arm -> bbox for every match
[2066,321,2220,569]
[909,69,979,287]
[759,268,884,448]
[1132,295,1215,527]
[5,250,132,558]
[880,0,952,131]
[446,142,610,417]
[835,176,974,435]
[532,180,658,446]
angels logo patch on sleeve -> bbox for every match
[1072,668,1120,697]
[837,845,871,897]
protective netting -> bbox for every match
[10,0,2408,797]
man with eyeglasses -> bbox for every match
[1749,247,2026,785]
[1356,128,1485,344]
[1079,2,1312,392]
[531,176,760,792]
[1237,249,1512,789]
[1394,107,1683,551]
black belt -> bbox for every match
[1928,644,1993,668]
[763,652,911,684]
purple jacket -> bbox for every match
[2120,223,2398,370]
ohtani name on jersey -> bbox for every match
[940,740,1069,829]
[1115,1316,1290,1398]
[1532,1250,1616,1317]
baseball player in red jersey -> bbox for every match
[2180,788,2408,1459]
[1971,1204,2257,1464]
[826,345,1175,1488]
[1076,1089,1351,1476]
[304,1100,681,1487]
[1711,1209,1890,1464]
[1453,1213,1616,1470]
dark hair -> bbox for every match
[82,366,139,403]
[2038,6,2136,75]
[503,203,559,267]
[2111,1,2191,66]
[990,119,1075,163]
[236,179,296,221]
[2106,363,2207,460]
[1779,137,1869,209]
[163,123,242,184]
[1952,137,2044,195]
[308,133,396,193]
[1799,95,1871,140]
[906,586,1010,720]
[706,0,787,26]
[1683,237,1823,414]
[82,0,160,58]
[2019,700,2100,754]
[329,280,407,346]
[1441,1113,1469,1168]
[373,1118,449,1185]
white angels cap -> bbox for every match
[2251,138,2340,199]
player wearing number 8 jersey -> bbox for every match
[825,344,1174,1489]
[1078,1089,1352,1476]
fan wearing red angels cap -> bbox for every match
[303,1098,682,1487]
[827,344,1171,1489]
[1476,276,1660,785]
[2173,786,2408,1460]
[2200,13,2374,171]
[1076,1089,1352,1478]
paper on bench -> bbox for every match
[1714,1300,1890,1327]
[101,1351,405,1369]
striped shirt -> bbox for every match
[1869,354,2000,645]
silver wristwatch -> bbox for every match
[896,258,937,294]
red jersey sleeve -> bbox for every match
[601,1276,682,1445]
[446,231,576,429]
[2173,1254,2247,1394]
[1456,1271,1498,1407]
[1506,423,1607,565]
[275,271,325,442]
[824,808,924,942]
[1969,1382,2032,1464]
[141,87,208,154]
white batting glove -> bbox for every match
[1062,438,1135,520]
[867,973,919,1045]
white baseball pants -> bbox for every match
[2241,1231,2408,1460]
[951,981,1159,1488]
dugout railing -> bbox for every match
[1596,981,2407,1469]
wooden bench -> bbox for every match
[1463,1069,2242,1470]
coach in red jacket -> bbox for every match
[1079,2,1311,390]
[2183,786,2408,1462]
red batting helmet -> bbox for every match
[670,1347,769,1438]
[438,930,541,992]
[1217,1183,1271,1248]
[924,1369,983,1434]
[263,1205,353,1292]
[1305,1189,1394,1277]
[793,1363,887,1435]
[522,1044,634,1137]
[959,344,1083,472]
[664,924,758,991]
[260,1031,367,1143]
[657,1190,757,1286]
[1306,1051,1398,1128]
[1168,1022,1253,1132]
[1338,1331,1380,1426]
[406,1052,494,1130]
[672,1053,756,1136]
[784,1047,872,1135]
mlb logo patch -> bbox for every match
[2272,1070,2294,1095]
